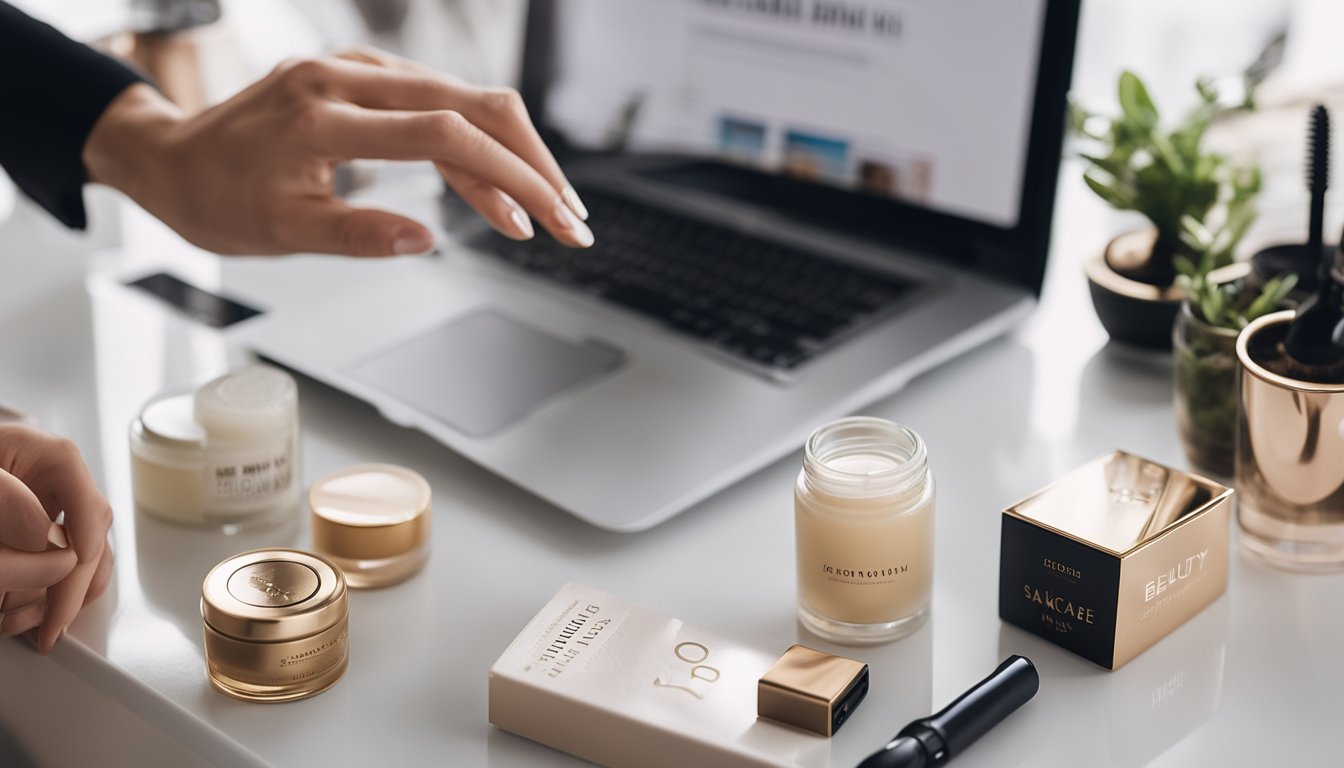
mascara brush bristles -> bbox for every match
[1309,104,1330,194]
[1306,104,1330,264]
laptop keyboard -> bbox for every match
[467,189,921,372]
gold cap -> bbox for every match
[309,464,432,560]
[1006,451,1230,555]
[201,549,347,642]
[758,645,869,736]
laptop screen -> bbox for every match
[541,0,1050,229]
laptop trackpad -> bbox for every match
[345,308,625,437]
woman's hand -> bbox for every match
[82,48,592,257]
[0,425,114,654]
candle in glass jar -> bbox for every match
[795,417,934,644]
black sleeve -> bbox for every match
[0,2,149,229]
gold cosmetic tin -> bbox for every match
[1236,311,1344,570]
[309,464,432,588]
[998,452,1232,670]
[758,644,869,736]
[201,549,349,702]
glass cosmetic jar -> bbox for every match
[309,464,432,588]
[201,548,349,702]
[130,366,300,528]
[795,417,934,644]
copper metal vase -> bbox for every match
[1235,311,1344,571]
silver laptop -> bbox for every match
[179,0,1079,531]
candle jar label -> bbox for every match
[797,504,931,626]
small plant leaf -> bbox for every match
[1068,102,1104,140]
[1079,153,1127,178]
[1195,77,1218,105]
[1244,274,1298,321]
[1181,215,1213,248]
[1119,71,1159,129]
[1174,255,1199,278]
[1083,172,1132,210]
[1150,133,1188,176]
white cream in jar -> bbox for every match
[130,366,300,528]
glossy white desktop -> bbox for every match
[4,153,1343,766]
[4,3,1344,766]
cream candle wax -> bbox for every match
[795,417,934,644]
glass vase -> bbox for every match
[1174,302,1240,477]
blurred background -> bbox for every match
[6,0,1343,453]
[3,0,1342,269]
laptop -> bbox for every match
[214,0,1080,531]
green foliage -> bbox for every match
[1175,240,1296,331]
[1074,71,1260,274]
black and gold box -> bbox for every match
[998,452,1233,670]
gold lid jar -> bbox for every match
[309,464,432,588]
[201,548,349,702]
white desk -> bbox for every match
[3,2,1344,765]
[2,154,1343,767]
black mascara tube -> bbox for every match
[856,655,1038,768]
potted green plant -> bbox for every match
[1073,71,1259,350]
[1173,218,1295,477]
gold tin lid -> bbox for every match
[758,645,869,737]
[1005,451,1232,556]
[201,549,347,642]
[309,464,432,560]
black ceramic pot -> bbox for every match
[1086,229,1183,351]
[1248,241,1332,299]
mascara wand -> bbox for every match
[1283,105,1344,370]
[1308,105,1330,281]
[1251,104,1334,291]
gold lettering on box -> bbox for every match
[1144,549,1208,602]
[653,641,721,700]
[1042,558,1082,581]
[1023,584,1095,625]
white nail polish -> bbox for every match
[554,200,594,247]
[510,209,535,239]
[393,237,435,256]
[47,523,68,550]
[562,186,589,221]
[571,221,595,247]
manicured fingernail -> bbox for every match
[509,210,534,239]
[562,185,589,221]
[392,226,435,255]
[553,199,594,248]
[500,192,534,239]
[47,523,68,550]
